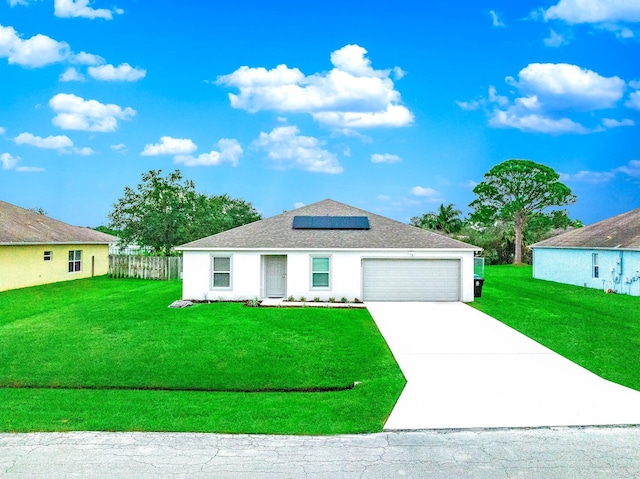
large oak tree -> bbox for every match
[469,159,576,264]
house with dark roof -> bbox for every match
[0,200,118,292]
[176,199,481,302]
[531,208,640,296]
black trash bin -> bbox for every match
[474,276,485,298]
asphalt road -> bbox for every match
[1,426,639,478]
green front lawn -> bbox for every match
[472,265,640,391]
[0,277,405,434]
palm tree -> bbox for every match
[411,203,463,234]
[435,203,463,234]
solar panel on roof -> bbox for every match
[292,216,370,230]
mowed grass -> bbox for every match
[472,265,640,391]
[0,277,405,434]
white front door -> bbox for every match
[265,255,287,297]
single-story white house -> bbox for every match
[176,199,481,302]
[531,208,640,296]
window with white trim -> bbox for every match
[44,251,52,261]
[592,253,599,278]
[68,250,82,273]
[311,256,331,289]
[212,255,232,289]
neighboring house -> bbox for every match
[176,199,481,302]
[531,208,640,296]
[0,200,118,292]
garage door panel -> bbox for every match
[363,259,460,301]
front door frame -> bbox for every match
[263,255,287,298]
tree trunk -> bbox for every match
[513,211,526,264]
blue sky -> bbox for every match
[1,0,639,227]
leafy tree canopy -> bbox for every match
[410,203,463,234]
[94,226,121,237]
[469,159,576,264]
[108,169,261,255]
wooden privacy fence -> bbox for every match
[109,255,183,281]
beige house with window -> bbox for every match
[0,200,118,292]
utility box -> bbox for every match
[474,274,485,298]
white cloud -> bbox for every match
[252,126,343,174]
[8,0,29,6]
[602,118,634,128]
[614,159,640,178]
[217,44,413,129]
[174,139,242,167]
[560,170,615,183]
[488,85,509,106]
[0,24,70,68]
[60,67,84,82]
[410,186,440,200]
[70,51,105,65]
[371,153,401,164]
[484,63,626,134]
[490,10,506,27]
[625,91,640,110]
[511,63,625,110]
[49,93,136,132]
[460,179,478,189]
[544,29,568,47]
[1,152,43,172]
[54,0,122,20]
[377,194,391,201]
[0,126,5,135]
[456,99,483,111]
[392,66,406,80]
[312,104,413,129]
[543,0,640,38]
[1,24,105,69]
[560,160,640,183]
[111,143,127,154]
[1,152,19,169]
[14,132,73,149]
[489,110,589,134]
[72,146,94,155]
[88,63,146,81]
[544,0,640,24]
[141,136,197,156]
[293,202,305,209]
[13,131,95,155]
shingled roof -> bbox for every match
[531,208,640,250]
[0,200,118,245]
[178,199,479,250]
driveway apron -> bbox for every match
[367,302,640,430]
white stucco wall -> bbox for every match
[182,248,477,302]
[533,247,640,296]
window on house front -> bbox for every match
[212,256,232,288]
[44,251,52,261]
[311,256,331,289]
[592,253,599,278]
[68,250,82,273]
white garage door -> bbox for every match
[362,259,460,301]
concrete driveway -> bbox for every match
[367,302,640,430]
